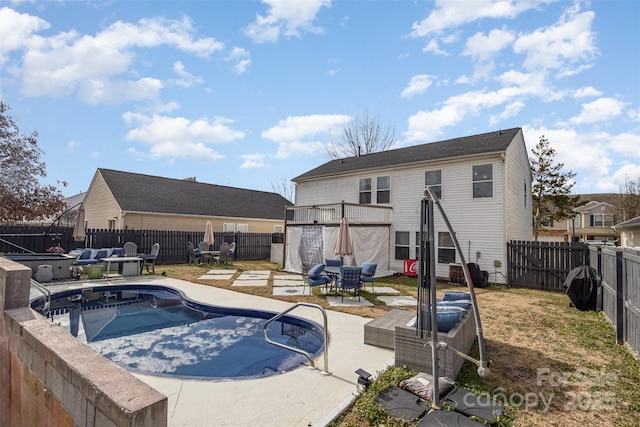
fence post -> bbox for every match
[615,250,624,345]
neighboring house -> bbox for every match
[287,127,533,283]
[536,194,619,243]
[59,191,86,226]
[613,216,640,248]
[82,169,291,233]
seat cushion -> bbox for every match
[442,291,471,301]
[308,276,330,286]
[307,264,325,278]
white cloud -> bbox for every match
[411,0,550,39]
[0,7,50,67]
[404,84,538,142]
[241,153,267,168]
[77,77,164,104]
[464,27,515,61]
[11,10,222,103]
[262,114,349,158]
[226,47,251,75]
[66,140,83,152]
[513,6,597,73]
[401,75,434,99]
[422,38,448,55]
[123,112,245,161]
[522,126,640,193]
[489,100,524,125]
[172,61,204,88]
[573,86,601,98]
[568,97,625,125]
[244,0,331,44]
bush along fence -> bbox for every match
[0,226,284,264]
[591,246,640,361]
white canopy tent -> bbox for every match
[284,225,391,276]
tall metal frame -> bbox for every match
[418,187,490,408]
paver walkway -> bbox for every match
[198,269,412,307]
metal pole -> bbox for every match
[425,186,490,378]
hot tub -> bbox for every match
[3,253,75,280]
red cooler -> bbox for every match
[404,259,417,277]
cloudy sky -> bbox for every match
[1,0,638,199]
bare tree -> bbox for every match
[271,176,294,203]
[615,175,640,221]
[0,101,66,222]
[530,135,583,241]
[325,110,395,159]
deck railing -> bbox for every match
[285,202,391,225]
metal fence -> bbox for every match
[592,246,640,360]
[0,226,282,264]
[507,240,589,290]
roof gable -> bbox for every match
[293,127,522,181]
[97,169,291,220]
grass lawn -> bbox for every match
[151,261,640,427]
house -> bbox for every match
[82,169,291,233]
[613,216,640,248]
[536,194,619,243]
[287,127,533,283]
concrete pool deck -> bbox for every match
[36,275,395,427]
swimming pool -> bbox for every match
[30,284,325,380]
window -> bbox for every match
[376,176,390,204]
[223,223,235,232]
[571,216,580,228]
[395,231,410,260]
[425,170,442,199]
[472,164,493,198]
[108,219,115,230]
[415,231,420,259]
[274,225,284,233]
[591,214,613,227]
[438,232,455,263]
[359,178,371,204]
[237,223,249,233]
[540,217,554,227]
[524,182,527,207]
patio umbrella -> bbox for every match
[203,221,215,245]
[73,204,86,242]
[332,217,353,262]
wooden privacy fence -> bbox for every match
[0,226,281,264]
[507,240,589,291]
[592,246,640,360]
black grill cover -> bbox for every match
[563,266,599,311]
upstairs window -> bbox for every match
[223,223,235,232]
[425,170,442,199]
[377,176,390,204]
[237,224,249,233]
[591,214,613,227]
[359,178,372,204]
[473,164,493,198]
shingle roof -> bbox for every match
[98,169,291,220]
[614,216,640,229]
[293,127,522,181]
